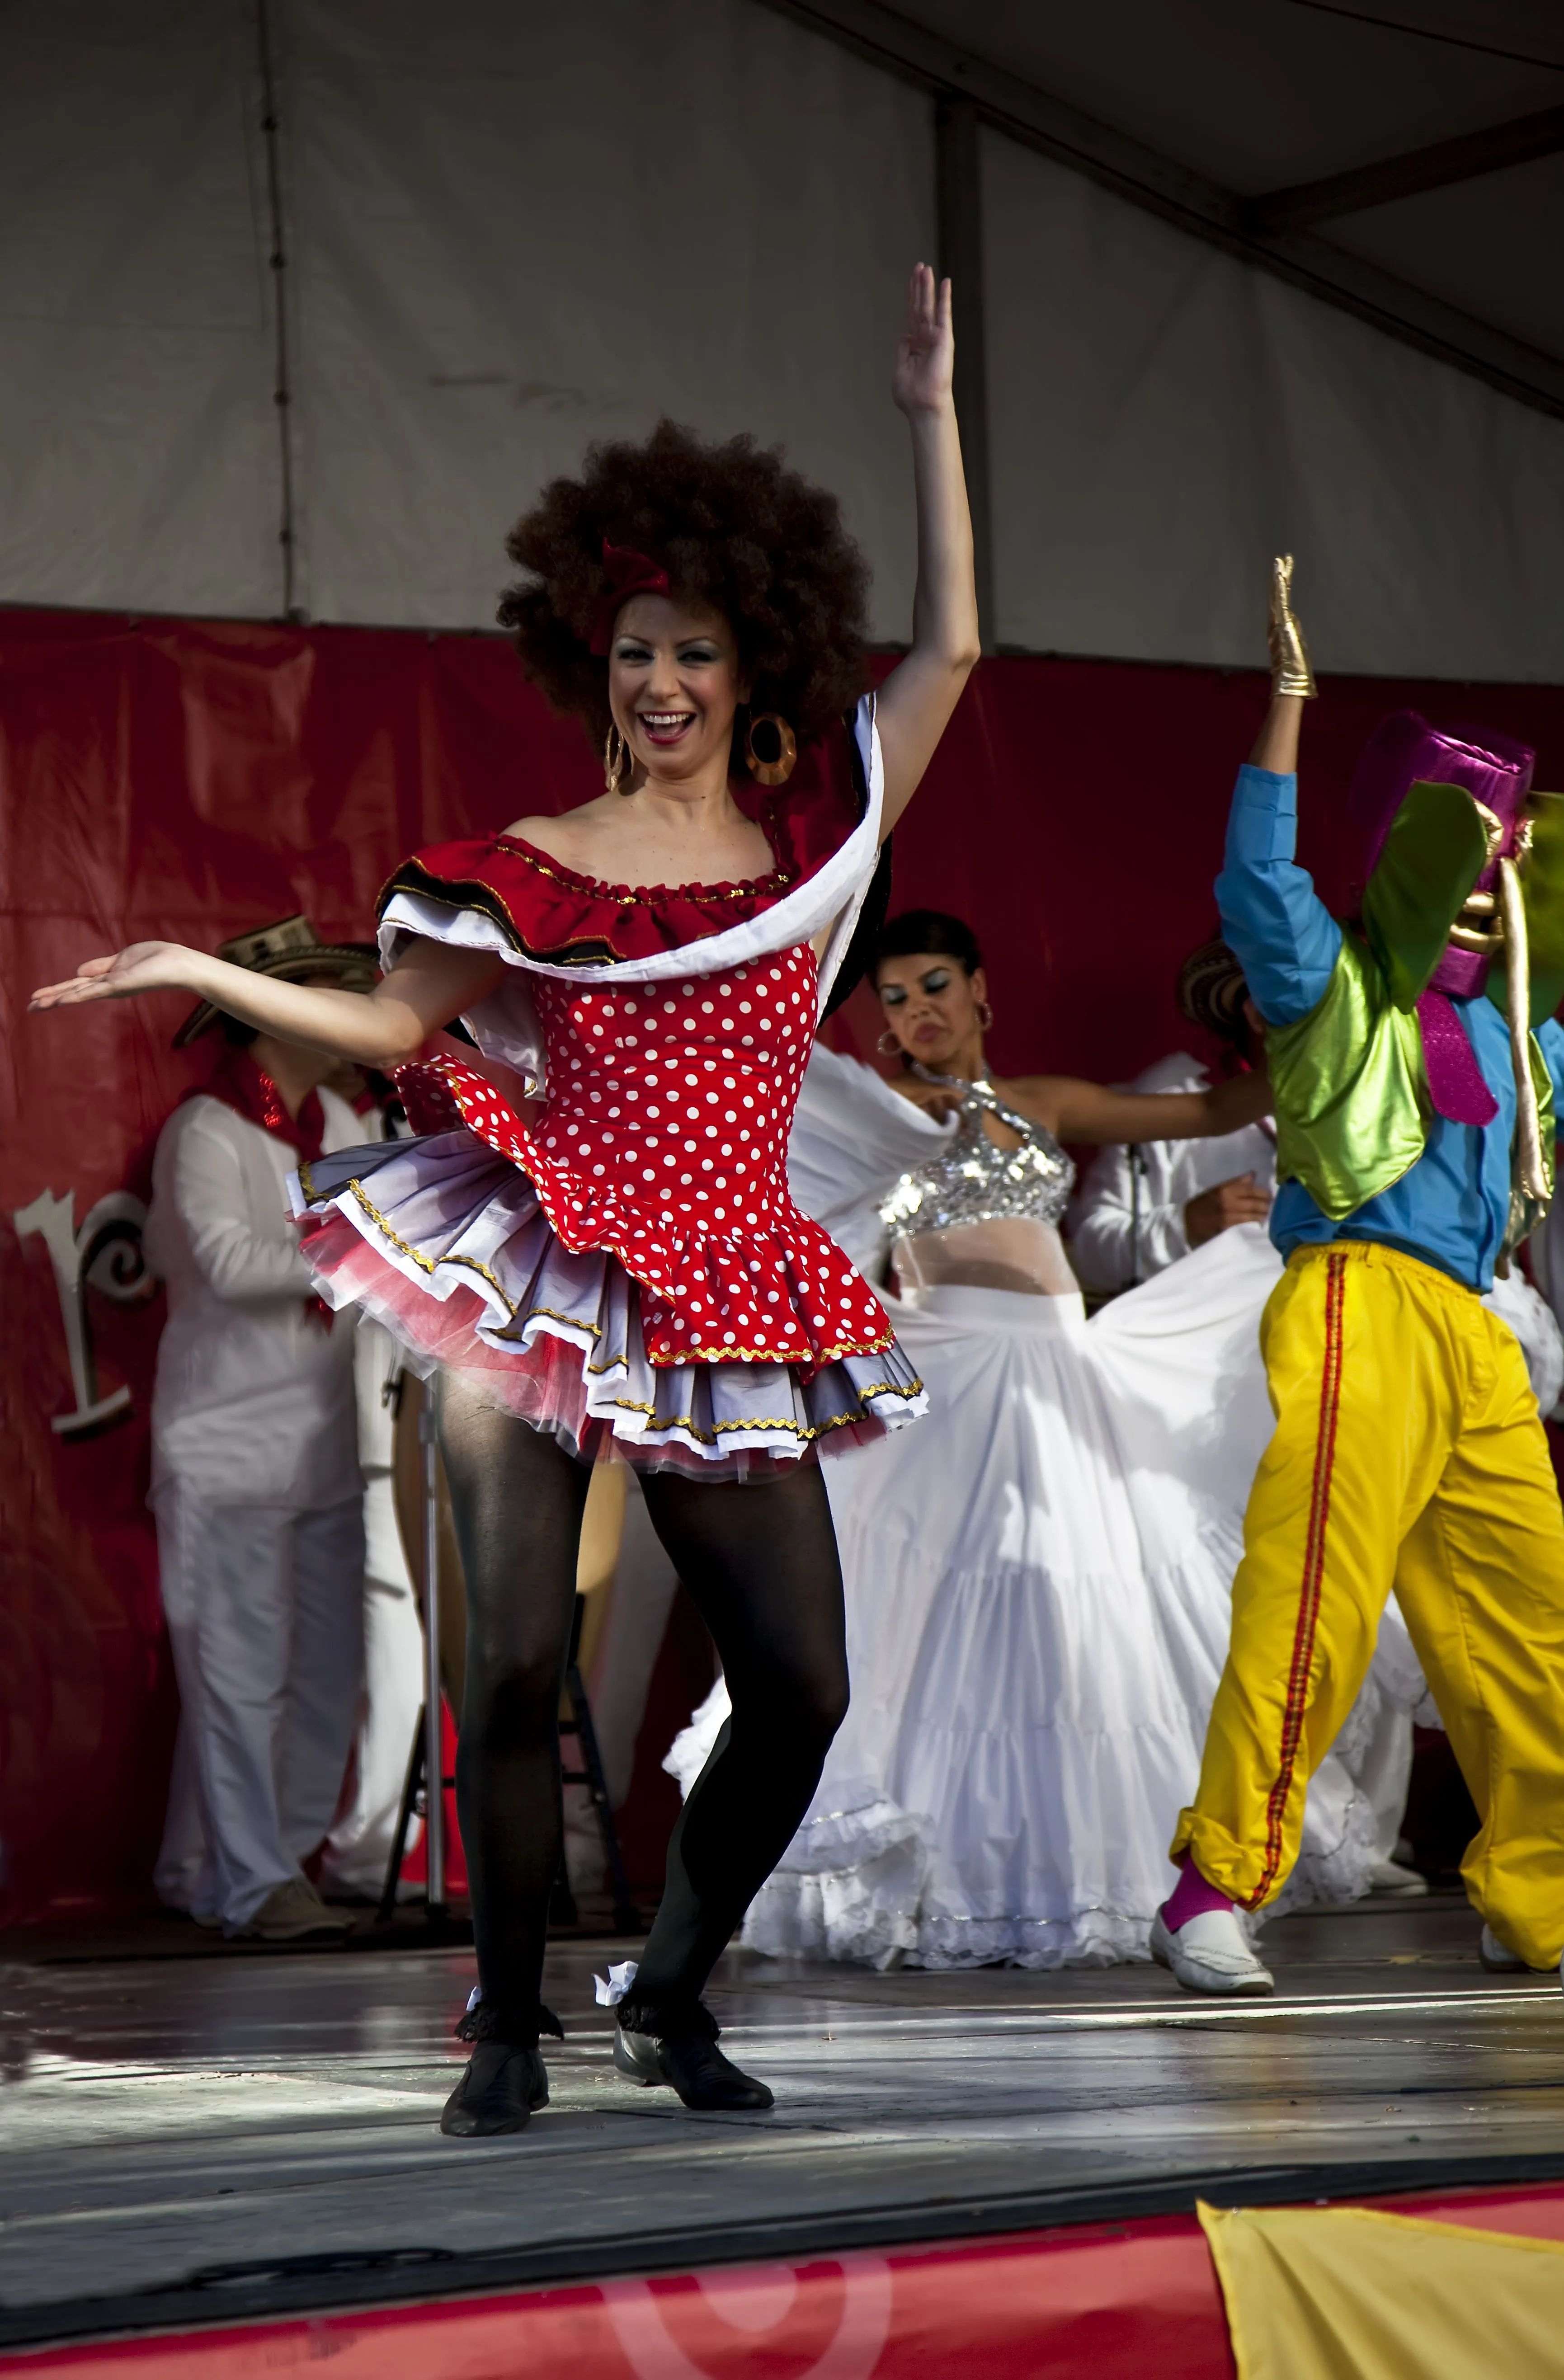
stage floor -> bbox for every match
[2,1890,1562,2351]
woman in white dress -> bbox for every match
[669,910,1449,1969]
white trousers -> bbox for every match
[1351,1689,1417,1867]
[153,1490,365,1929]
[320,1475,425,1896]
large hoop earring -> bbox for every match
[744,711,797,786]
[976,999,994,1031]
[877,1028,902,1057]
[603,721,630,795]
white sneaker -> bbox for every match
[1366,1859,1428,1897]
[1480,1924,1529,1973]
[1151,1906,1274,1996]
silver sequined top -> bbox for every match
[877,1072,1075,1238]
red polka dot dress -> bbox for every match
[291,706,926,1477]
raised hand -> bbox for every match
[875,260,977,832]
[28,942,203,1012]
[892,262,954,417]
[1268,554,1316,699]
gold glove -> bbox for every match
[1268,554,1316,698]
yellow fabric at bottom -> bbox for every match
[1200,2199,1564,2379]
[1173,1238,1564,1967]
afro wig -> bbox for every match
[496,419,871,766]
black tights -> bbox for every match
[435,1374,848,2033]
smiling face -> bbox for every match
[608,592,749,788]
[875,950,989,1070]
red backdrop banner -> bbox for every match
[6,607,1564,1923]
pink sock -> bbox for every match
[1164,1851,1234,1931]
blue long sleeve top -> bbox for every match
[1215,764,1564,1293]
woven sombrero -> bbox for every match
[174,914,379,1047]
[1176,936,1249,1049]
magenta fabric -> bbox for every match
[1415,989,1500,1128]
[1427,718,1538,996]
[1346,710,1535,889]
[1164,1850,1234,1930]
[1346,709,1535,1101]
[1428,945,1491,1001]
[587,541,672,654]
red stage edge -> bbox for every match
[7,2181,1564,2379]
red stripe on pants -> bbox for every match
[1253,1247,1347,1906]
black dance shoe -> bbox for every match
[612,1998,774,2112]
[440,1998,562,2138]
[441,2039,550,2135]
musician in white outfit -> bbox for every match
[147,919,374,1941]
[317,1309,426,1902]
[319,1076,427,1904]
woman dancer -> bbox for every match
[29,266,979,2128]
[671,906,1401,1969]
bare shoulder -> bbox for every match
[500,797,618,865]
[995,1072,1068,1125]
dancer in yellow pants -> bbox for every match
[1176,1239,1564,1969]
[1154,559,1564,1994]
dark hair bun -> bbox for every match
[874,908,983,977]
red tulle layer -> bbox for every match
[301,1209,600,1442]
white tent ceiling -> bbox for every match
[1,0,1561,678]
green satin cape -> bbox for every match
[1267,780,1558,1224]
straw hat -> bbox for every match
[174,914,379,1047]
[1177,937,1250,1049]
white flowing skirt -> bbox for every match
[669,1227,1431,1969]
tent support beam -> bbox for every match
[757,0,1564,422]
[256,0,301,621]
[1248,103,1564,235]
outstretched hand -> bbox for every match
[28,942,197,1012]
[892,263,954,416]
